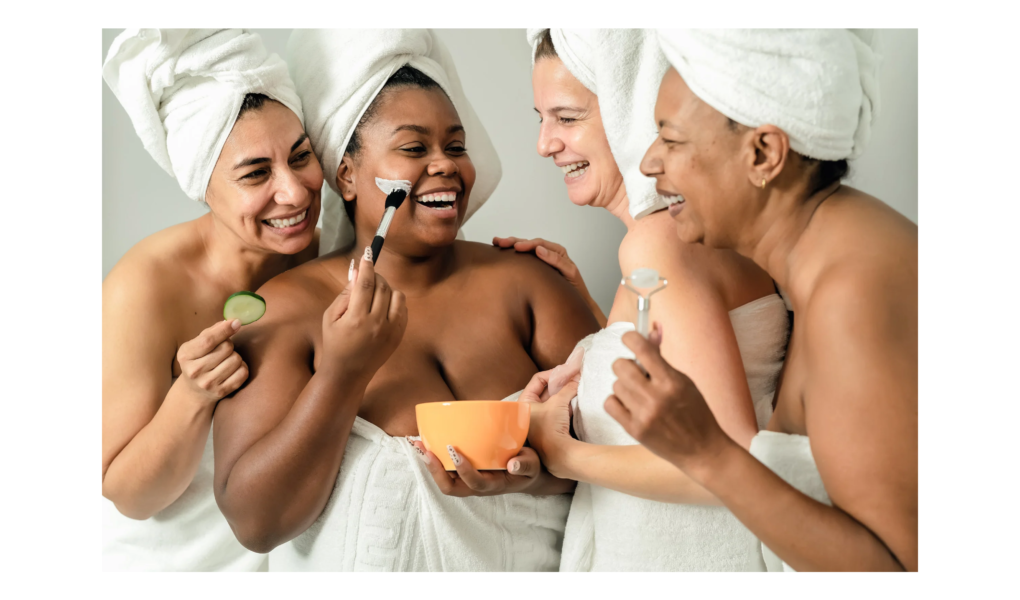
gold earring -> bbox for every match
[761,178,767,190]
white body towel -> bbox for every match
[749,431,832,572]
[102,29,303,202]
[561,294,790,571]
[270,397,569,572]
[286,29,501,256]
[102,430,267,571]
[527,29,668,220]
[655,29,880,161]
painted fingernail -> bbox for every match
[446,445,461,466]
[363,246,373,262]
[508,459,520,474]
[348,259,355,282]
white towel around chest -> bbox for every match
[562,294,790,571]
[270,408,570,571]
[749,431,832,572]
[102,430,267,571]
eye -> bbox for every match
[558,117,576,124]
[289,150,312,165]
[401,144,426,154]
[446,142,467,155]
[240,168,269,181]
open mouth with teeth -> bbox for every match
[415,191,458,210]
[263,209,309,230]
[660,194,684,206]
[561,161,590,178]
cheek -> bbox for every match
[459,158,476,192]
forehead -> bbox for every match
[532,57,593,103]
[656,67,726,128]
[222,101,303,154]
[371,86,461,130]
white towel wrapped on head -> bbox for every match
[102,29,304,202]
[287,29,501,256]
[527,29,668,220]
[655,29,880,161]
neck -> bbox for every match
[198,213,297,292]
[352,228,455,293]
[602,185,636,230]
[738,180,841,296]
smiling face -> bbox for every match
[531,56,625,208]
[205,100,323,255]
[640,67,753,247]
[337,85,476,256]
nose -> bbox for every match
[427,154,459,178]
[640,138,665,178]
[272,163,309,208]
[537,121,565,158]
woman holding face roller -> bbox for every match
[608,29,917,572]
[498,29,790,571]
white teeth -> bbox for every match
[415,192,458,204]
[559,161,589,174]
[267,210,307,228]
[660,194,684,205]
[566,166,588,178]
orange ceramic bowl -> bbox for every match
[415,401,530,471]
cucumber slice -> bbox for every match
[223,291,266,325]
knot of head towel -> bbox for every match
[526,29,669,220]
[102,29,304,202]
[655,29,881,161]
[286,29,502,256]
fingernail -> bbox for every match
[536,246,547,256]
[231,319,241,330]
[363,246,373,262]
[508,459,520,474]
[348,259,355,282]
[446,445,461,466]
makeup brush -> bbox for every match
[369,178,412,263]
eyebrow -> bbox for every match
[535,106,585,114]
[392,124,465,135]
[658,119,682,132]
[232,133,310,170]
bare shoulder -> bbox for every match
[250,254,343,328]
[455,240,576,291]
[103,222,205,334]
[620,211,768,306]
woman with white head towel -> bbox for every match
[502,29,790,571]
[212,28,599,571]
[101,28,323,571]
[607,29,917,571]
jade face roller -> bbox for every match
[621,268,668,338]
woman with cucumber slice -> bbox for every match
[101,29,323,571]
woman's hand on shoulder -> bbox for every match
[493,236,607,327]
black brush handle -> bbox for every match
[369,235,384,263]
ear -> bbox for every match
[336,154,358,201]
[747,124,790,189]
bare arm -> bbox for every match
[606,271,917,571]
[214,258,406,553]
[530,244,760,502]
[102,271,246,520]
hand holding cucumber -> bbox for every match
[322,251,407,384]
[175,318,249,404]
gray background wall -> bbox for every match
[102,29,918,314]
